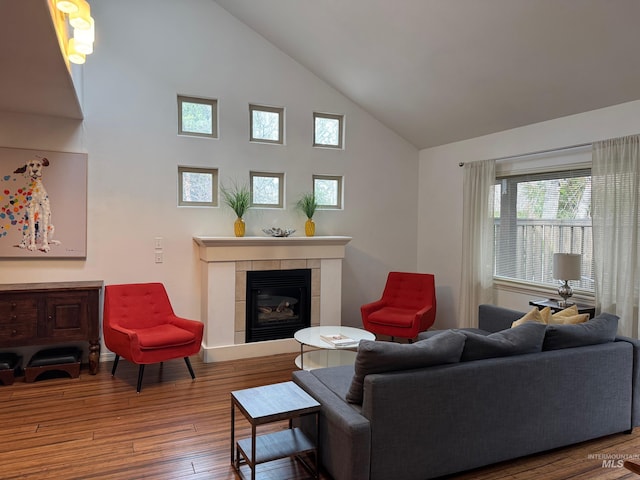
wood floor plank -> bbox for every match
[3,352,640,479]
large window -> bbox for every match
[493,168,593,292]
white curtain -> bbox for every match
[592,134,640,337]
[459,159,495,328]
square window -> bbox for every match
[313,175,343,209]
[251,171,284,208]
[250,104,284,144]
[178,95,218,138]
[313,112,343,149]
[178,166,218,206]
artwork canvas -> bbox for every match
[0,147,87,258]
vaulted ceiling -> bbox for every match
[3,1,640,149]
[215,0,640,149]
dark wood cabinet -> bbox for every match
[0,281,102,374]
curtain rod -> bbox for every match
[458,141,592,167]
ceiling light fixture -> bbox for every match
[73,16,94,55]
[55,0,81,14]
[55,0,95,65]
[69,0,92,30]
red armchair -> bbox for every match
[103,282,204,392]
[361,272,436,340]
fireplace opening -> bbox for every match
[246,269,311,343]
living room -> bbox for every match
[2,1,640,479]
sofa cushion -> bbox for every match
[136,324,197,350]
[542,313,619,350]
[460,322,547,361]
[345,330,466,404]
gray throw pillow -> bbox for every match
[460,322,547,361]
[542,312,619,351]
[346,330,466,405]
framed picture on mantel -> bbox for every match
[0,147,87,258]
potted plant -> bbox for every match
[297,192,318,237]
[221,182,251,237]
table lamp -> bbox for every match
[552,253,581,307]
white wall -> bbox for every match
[0,0,419,336]
[419,99,640,329]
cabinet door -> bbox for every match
[0,295,38,346]
[42,292,90,341]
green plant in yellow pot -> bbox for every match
[297,193,318,237]
[221,182,250,237]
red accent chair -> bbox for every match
[361,272,436,340]
[103,283,204,393]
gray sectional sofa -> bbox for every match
[292,304,640,480]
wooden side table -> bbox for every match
[529,298,596,319]
[231,381,320,480]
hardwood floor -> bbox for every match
[2,353,640,480]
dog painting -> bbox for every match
[11,157,60,252]
[0,148,87,258]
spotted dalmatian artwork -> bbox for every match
[0,147,87,258]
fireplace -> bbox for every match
[246,269,311,343]
[194,235,351,362]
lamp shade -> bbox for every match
[553,253,581,281]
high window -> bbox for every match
[493,168,593,292]
[178,166,218,206]
[313,112,343,149]
[313,174,343,209]
[178,95,218,138]
[250,171,284,208]
[250,104,284,144]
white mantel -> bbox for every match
[194,236,351,362]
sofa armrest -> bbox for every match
[292,370,371,480]
[478,304,525,332]
[617,335,640,428]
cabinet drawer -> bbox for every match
[0,297,38,324]
[0,321,37,343]
[0,296,38,344]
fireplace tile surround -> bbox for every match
[194,236,351,362]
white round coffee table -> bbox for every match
[294,326,375,370]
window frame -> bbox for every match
[178,166,219,207]
[313,174,343,209]
[313,112,344,149]
[177,95,218,139]
[249,104,284,145]
[250,171,285,208]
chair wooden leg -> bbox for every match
[136,364,145,393]
[624,460,640,474]
[111,355,120,375]
[184,357,196,380]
